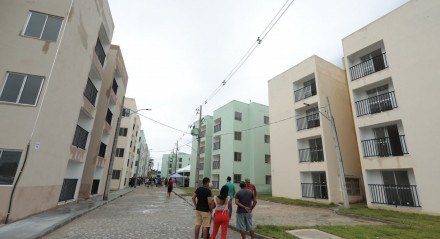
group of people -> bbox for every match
[128,176,163,188]
[192,177,257,239]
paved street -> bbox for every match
[43,187,241,239]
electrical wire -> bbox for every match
[136,113,189,134]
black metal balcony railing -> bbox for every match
[112,79,118,95]
[213,142,221,150]
[98,142,106,158]
[355,91,398,116]
[197,163,204,170]
[361,135,408,157]
[199,146,205,154]
[200,131,206,138]
[296,113,320,131]
[212,181,219,189]
[106,109,113,125]
[72,125,88,149]
[212,161,220,169]
[294,83,317,102]
[301,183,328,199]
[83,79,98,106]
[350,52,388,81]
[214,124,221,133]
[95,38,106,66]
[299,147,324,162]
[59,178,78,202]
[369,184,421,207]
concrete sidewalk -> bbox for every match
[0,188,134,239]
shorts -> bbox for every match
[236,213,253,231]
[195,210,211,227]
[167,186,173,193]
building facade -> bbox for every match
[161,152,191,177]
[342,0,440,213]
[134,130,150,178]
[0,0,117,222]
[269,56,363,204]
[190,101,272,193]
[110,98,141,190]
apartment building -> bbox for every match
[269,56,363,204]
[342,0,440,213]
[161,152,191,177]
[134,130,150,178]
[110,98,141,190]
[189,115,214,187]
[190,101,271,193]
[0,0,116,222]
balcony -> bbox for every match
[105,109,113,125]
[369,184,420,207]
[59,178,78,202]
[214,124,221,133]
[361,135,408,157]
[301,183,328,199]
[294,82,317,102]
[83,79,98,106]
[355,91,398,116]
[296,113,320,131]
[350,52,388,81]
[299,147,324,163]
[72,125,88,150]
[98,142,107,158]
[213,142,220,150]
[212,161,220,169]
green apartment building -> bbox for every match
[190,101,272,193]
[161,152,191,177]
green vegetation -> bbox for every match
[255,204,440,239]
[178,187,219,197]
[257,194,335,208]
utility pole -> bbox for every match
[326,97,350,209]
[174,141,179,173]
[103,97,125,200]
[193,105,203,187]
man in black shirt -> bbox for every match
[192,177,213,239]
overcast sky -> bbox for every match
[107,0,408,169]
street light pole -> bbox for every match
[193,105,203,187]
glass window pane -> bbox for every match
[41,16,63,41]
[0,150,22,185]
[18,75,44,105]
[0,73,25,103]
[24,12,46,38]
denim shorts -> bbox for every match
[236,213,253,231]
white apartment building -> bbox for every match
[342,0,440,213]
[110,98,141,190]
[269,56,363,204]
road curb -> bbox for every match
[174,190,273,239]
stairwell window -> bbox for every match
[265,154,271,164]
[234,131,242,141]
[23,11,63,41]
[234,152,242,162]
[264,116,269,125]
[264,135,270,143]
[233,174,242,183]
[235,112,242,121]
[0,72,44,106]
[112,170,121,179]
[0,149,22,185]
[119,128,128,136]
[116,148,125,157]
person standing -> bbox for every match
[245,178,257,197]
[167,178,173,198]
[210,185,230,239]
[224,176,235,218]
[192,177,213,239]
[235,181,257,239]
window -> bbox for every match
[0,149,22,185]
[122,108,131,117]
[133,124,135,130]
[234,131,242,141]
[345,178,361,196]
[111,170,121,179]
[98,142,106,158]
[23,11,63,41]
[234,152,242,162]
[127,160,130,166]
[264,116,269,125]
[233,174,242,183]
[264,135,270,143]
[95,38,106,66]
[119,128,128,136]
[235,112,242,121]
[112,78,118,94]
[266,175,272,184]
[214,118,221,132]
[265,154,271,164]
[105,109,113,125]
[115,148,124,157]
[0,72,44,105]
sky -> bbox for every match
[107,0,408,169]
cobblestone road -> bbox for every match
[44,187,241,239]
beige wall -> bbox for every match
[269,56,362,204]
[342,0,440,213]
[0,0,114,222]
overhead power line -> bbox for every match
[137,113,189,134]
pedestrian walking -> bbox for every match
[192,177,213,239]
[245,178,257,197]
[210,185,230,239]
[235,181,257,239]
[224,176,235,219]
[167,178,174,198]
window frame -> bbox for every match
[0,149,23,186]
[233,174,242,183]
[22,11,64,41]
[264,116,269,125]
[111,170,121,180]
[0,72,45,106]
[234,152,242,162]
[266,175,272,184]
[264,135,270,143]
[234,111,242,121]
[234,131,242,141]
[265,154,271,164]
